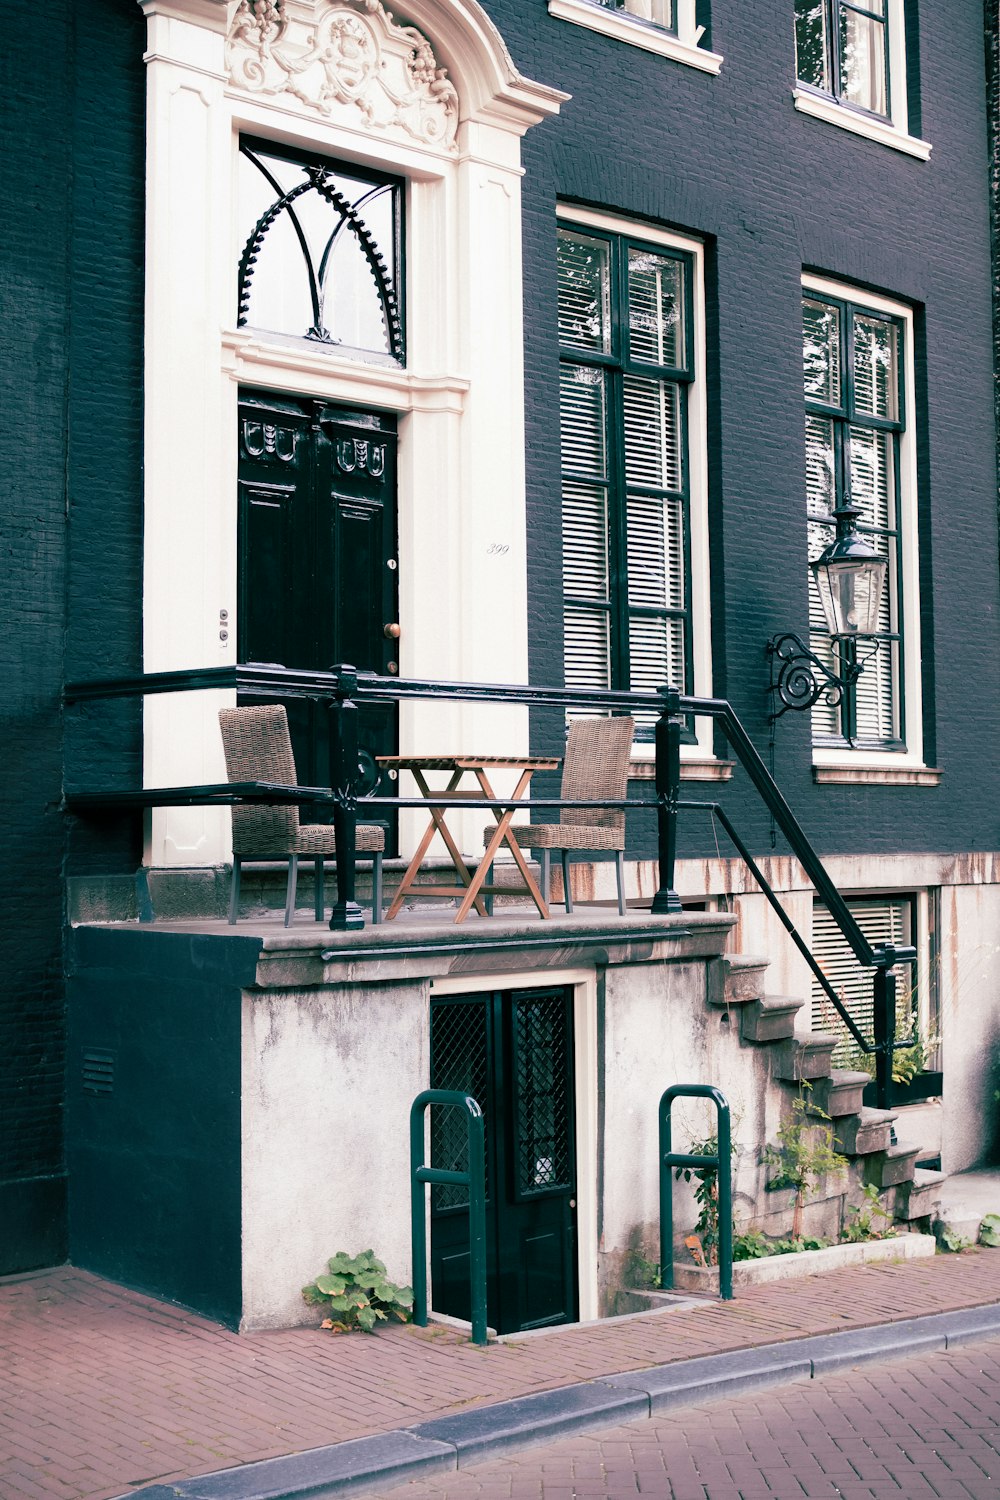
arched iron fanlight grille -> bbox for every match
[237,142,404,362]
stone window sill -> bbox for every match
[812,764,942,787]
[793,89,931,160]
[548,0,723,72]
[630,758,735,783]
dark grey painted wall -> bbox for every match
[66,929,259,1327]
[0,0,144,1272]
[2,0,998,1278]
[508,0,1000,860]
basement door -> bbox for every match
[429,987,578,1335]
[237,391,398,824]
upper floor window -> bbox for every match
[548,0,722,73]
[558,215,711,742]
[803,281,922,760]
[592,0,676,35]
[792,0,930,158]
[237,138,404,365]
[795,0,889,119]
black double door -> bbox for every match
[429,987,578,1335]
[237,391,398,821]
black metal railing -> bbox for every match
[63,662,915,1107]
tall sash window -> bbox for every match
[803,288,910,750]
[558,222,697,739]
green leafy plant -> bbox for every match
[675,1130,736,1267]
[841,1183,897,1244]
[840,1027,940,1086]
[302,1250,414,1334]
[937,1225,972,1254]
[625,1250,663,1289]
[763,1086,849,1239]
[733,1230,828,1261]
[978,1214,1000,1248]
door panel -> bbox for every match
[430,988,578,1336]
[237,392,398,837]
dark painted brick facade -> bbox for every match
[1,1,998,1272]
[0,0,144,1272]
[507,0,1000,860]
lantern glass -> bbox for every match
[811,553,886,637]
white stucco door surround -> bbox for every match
[136,0,567,867]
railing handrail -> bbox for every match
[64,662,907,1103]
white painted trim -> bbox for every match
[802,274,924,769]
[557,205,715,760]
[136,0,565,866]
[793,89,931,160]
[430,967,600,1325]
[547,0,722,73]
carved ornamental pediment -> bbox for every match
[226,0,459,150]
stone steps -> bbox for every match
[771,1033,838,1082]
[894,1166,946,1224]
[713,943,943,1237]
[809,1069,871,1118]
[834,1106,897,1156]
[867,1143,921,1190]
[740,994,804,1044]
[708,953,770,1007]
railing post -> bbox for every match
[651,684,683,914]
[872,947,897,1111]
[328,664,364,931]
[659,1083,733,1301]
[410,1089,488,1345]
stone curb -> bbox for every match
[117,1302,1000,1500]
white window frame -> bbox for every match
[548,0,722,73]
[803,273,924,773]
[556,204,714,761]
[792,0,931,160]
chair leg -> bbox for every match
[372,853,383,925]
[228,857,242,925]
[284,855,298,926]
[539,849,550,907]
[615,850,626,917]
[314,857,325,922]
[561,851,573,914]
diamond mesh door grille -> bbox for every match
[430,999,489,1210]
[511,990,572,1197]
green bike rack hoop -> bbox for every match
[409,1089,488,1346]
[659,1083,734,1301]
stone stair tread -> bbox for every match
[884,1143,920,1161]
[828,1069,873,1087]
[754,993,805,1010]
[912,1166,946,1188]
[857,1106,898,1126]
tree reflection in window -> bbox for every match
[237,140,404,363]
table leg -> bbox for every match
[453,769,551,923]
[383,769,490,921]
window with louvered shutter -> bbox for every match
[811,895,917,1065]
[802,292,906,749]
[558,225,695,737]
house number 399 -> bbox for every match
[487,542,509,556]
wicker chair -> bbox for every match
[484,716,634,916]
[218,705,384,926]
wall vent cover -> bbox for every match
[82,1049,116,1095]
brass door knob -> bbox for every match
[384,622,401,640]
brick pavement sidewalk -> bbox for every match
[3,1250,1000,1500]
